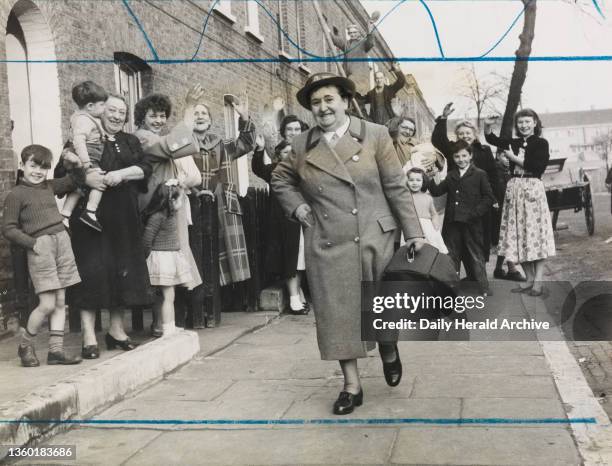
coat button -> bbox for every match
[351,208,358,215]
[456,190,459,193]
[318,186,323,192]
[323,213,329,219]
[352,155,360,162]
[455,201,459,205]
[326,241,332,248]
[354,236,360,243]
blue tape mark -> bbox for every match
[3,55,612,64]
[0,417,598,426]
[190,0,221,60]
[419,0,445,58]
[478,0,530,58]
[592,0,606,18]
[121,0,159,61]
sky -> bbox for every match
[361,0,612,118]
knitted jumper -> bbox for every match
[142,211,180,256]
[2,175,79,249]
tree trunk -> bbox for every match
[500,0,537,139]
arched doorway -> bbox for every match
[5,0,62,168]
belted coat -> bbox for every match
[271,117,423,360]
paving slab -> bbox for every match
[390,427,581,465]
[123,428,397,466]
[412,373,559,399]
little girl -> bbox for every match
[142,179,193,336]
[405,168,448,254]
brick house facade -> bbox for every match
[0,0,433,324]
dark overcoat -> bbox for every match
[271,117,423,360]
[56,132,155,310]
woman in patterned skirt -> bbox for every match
[485,109,555,297]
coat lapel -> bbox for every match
[336,118,364,164]
[304,124,356,186]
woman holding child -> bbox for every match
[58,94,154,359]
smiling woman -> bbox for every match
[55,94,154,359]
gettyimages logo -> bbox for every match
[361,281,612,342]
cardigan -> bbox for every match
[484,132,550,179]
[142,211,180,256]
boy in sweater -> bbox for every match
[2,145,83,367]
[428,140,494,295]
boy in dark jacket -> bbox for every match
[429,140,494,295]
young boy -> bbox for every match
[3,145,83,367]
[60,80,108,232]
[428,140,494,295]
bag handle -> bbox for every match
[406,243,416,263]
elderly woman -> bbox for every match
[188,95,255,287]
[272,73,424,415]
[432,103,500,266]
[56,94,153,359]
[133,90,203,336]
[252,115,309,313]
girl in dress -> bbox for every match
[405,168,448,254]
[485,109,555,297]
[142,179,193,336]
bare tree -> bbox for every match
[456,64,509,129]
[500,0,537,139]
[499,0,605,138]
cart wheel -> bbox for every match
[583,183,595,236]
[552,210,559,231]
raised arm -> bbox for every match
[252,147,274,184]
[431,117,453,159]
[388,63,407,96]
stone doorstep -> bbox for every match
[0,330,200,455]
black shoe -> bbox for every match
[333,389,363,415]
[79,210,102,232]
[82,345,100,359]
[18,344,40,367]
[105,333,137,351]
[379,344,402,387]
[48,351,82,365]
[493,268,507,279]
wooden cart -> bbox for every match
[543,158,595,235]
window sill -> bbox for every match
[213,7,237,25]
[298,63,311,75]
[245,27,264,44]
[278,51,294,62]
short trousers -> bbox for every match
[27,230,81,294]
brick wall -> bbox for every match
[0,0,432,324]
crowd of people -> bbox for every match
[2,31,556,414]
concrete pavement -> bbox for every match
[29,278,611,465]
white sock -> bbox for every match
[290,295,304,311]
[162,322,176,336]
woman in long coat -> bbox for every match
[272,73,424,415]
[189,98,255,286]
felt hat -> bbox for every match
[296,72,355,109]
